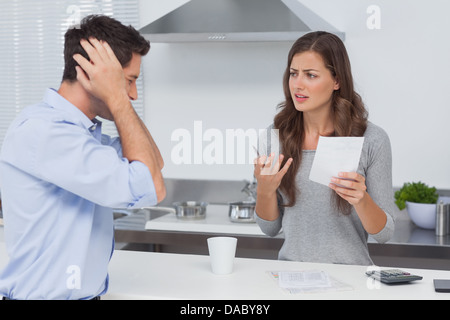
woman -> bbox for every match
[255,31,395,266]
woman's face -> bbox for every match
[289,51,340,114]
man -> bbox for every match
[0,15,165,300]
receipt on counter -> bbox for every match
[309,136,364,187]
[278,271,331,289]
[269,270,354,294]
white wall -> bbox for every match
[139,0,450,189]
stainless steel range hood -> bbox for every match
[140,0,345,42]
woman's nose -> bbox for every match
[294,76,306,90]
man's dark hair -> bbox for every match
[62,15,150,82]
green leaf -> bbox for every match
[394,181,438,210]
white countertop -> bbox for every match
[105,250,450,300]
[144,204,266,236]
[1,242,450,300]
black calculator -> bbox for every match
[366,269,423,284]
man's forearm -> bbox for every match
[112,98,166,202]
[137,117,164,170]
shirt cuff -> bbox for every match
[127,160,158,208]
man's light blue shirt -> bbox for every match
[0,89,157,300]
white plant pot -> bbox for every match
[406,201,436,230]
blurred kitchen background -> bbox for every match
[1,0,449,269]
[140,0,450,190]
[1,0,449,189]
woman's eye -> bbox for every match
[289,72,297,77]
[307,73,317,79]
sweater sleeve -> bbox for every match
[255,190,285,237]
[361,124,396,243]
[255,213,283,237]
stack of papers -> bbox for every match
[270,270,353,294]
[279,270,331,289]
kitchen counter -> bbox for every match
[2,242,448,300]
[116,204,450,246]
[1,243,448,300]
[114,179,450,268]
[114,205,283,259]
[114,205,450,269]
[105,250,450,300]
[144,205,265,235]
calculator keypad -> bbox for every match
[366,269,423,284]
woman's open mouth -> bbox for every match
[294,94,309,102]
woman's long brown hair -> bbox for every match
[274,31,368,214]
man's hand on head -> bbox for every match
[73,38,129,111]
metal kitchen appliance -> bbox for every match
[144,201,208,220]
[173,201,208,220]
[229,201,256,223]
[140,0,345,43]
[228,179,257,223]
[436,201,450,236]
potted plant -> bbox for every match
[395,181,439,229]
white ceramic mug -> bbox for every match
[207,237,237,275]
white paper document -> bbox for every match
[270,270,353,294]
[309,137,365,187]
[278,271,331,289]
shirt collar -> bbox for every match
[43,88,96,131]
[89,118,103,141]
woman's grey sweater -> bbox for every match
[256,122,395,266]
